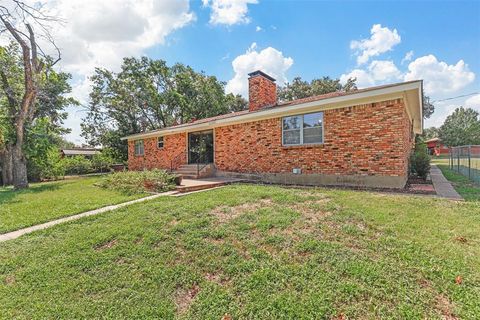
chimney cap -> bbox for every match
[248,70,276,82]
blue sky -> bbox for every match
[18,0,478,144]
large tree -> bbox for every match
[81,57,247,160]
[439,107,480,147]
[278,76,357,102]
[422,127,440,141]
[0,1,62,189]
[0,42,76,185]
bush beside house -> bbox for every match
[96,169,179,194]
[410,141,431,180]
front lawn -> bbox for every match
[0,185,478,319]
[0,176,144,234]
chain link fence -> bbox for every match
[450,145,480,185]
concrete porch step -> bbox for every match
[174,163,215,179]
[176,181,226,193]
[174,177,246,193]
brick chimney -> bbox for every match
[248,70,277,112]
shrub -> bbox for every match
[27,148,66,181]
[96,169,178,194]
[91,151,116,173]
[63,156,93,175]
[410,142,431,180]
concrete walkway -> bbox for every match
[0,192,175,243]
[430,164,463,200]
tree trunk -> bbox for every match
[0,145,14,186]
[12,143,28,189]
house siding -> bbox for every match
[128,132,187,170]
[127,98,414,188]
[214,98,412,178]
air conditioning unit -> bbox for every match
[292,168,302,174]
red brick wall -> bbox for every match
[128,132,186,170]
[127,99,413,179]
[215,98,412,177]
[248,75,277,111]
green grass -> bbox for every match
[0,176,144,233]
[0,184,479,319]
[432,159,480,201]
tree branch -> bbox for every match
[0,69,18,109]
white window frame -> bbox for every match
[282,111,324,146]
[134,140,144,156]
[157,136,164,149]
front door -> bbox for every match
[188,130,214,164]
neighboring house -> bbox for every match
[425,138,449,156]
[60,148,101,159]
[123,70,423,189]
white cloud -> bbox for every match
[340,69,375,88]
[226,43,293,97]
[47,0,195,75]
[351,24,401,65]
[424,101,459,128]
[340,60,401,88]
[465,94,480,111]
[255,26,262,32]
[368,60,401,81]
[401,50,414,64]
[203,0,258,25]
[404,55,475,95]
[0,0,195,143]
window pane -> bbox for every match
[303,112,323,128]
[283,116,301,130]
[283,130,301,145]
[135,140,144,155]
[304,127,323,144]
[158,137,164,148]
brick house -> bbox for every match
[425,138,449,156]
[123,71,423,189]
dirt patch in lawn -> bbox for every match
[210,199,273,223]
[175,284,200,315]
[4,274,15,286]
[436,294,458,320]
[94,239,118,251]
[419,278,458,320]
[204,272,230,286]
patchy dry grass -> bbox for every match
[0,184,479,319]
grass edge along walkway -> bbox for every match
[0,192,175,242]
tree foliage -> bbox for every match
[277,76,357,102]
[81,57,247,160]
[0,42,77,183]
[422,127,439,141]
[422,95,435,119]
[439,107,480,147]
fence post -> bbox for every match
[450,148,452,169]
[468,145,471,179]
[457,148,460,173]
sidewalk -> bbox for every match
[430,164,464,201]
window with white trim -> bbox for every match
[134,140,144,156]
[282,112,323,145]
[157,136,164,149]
